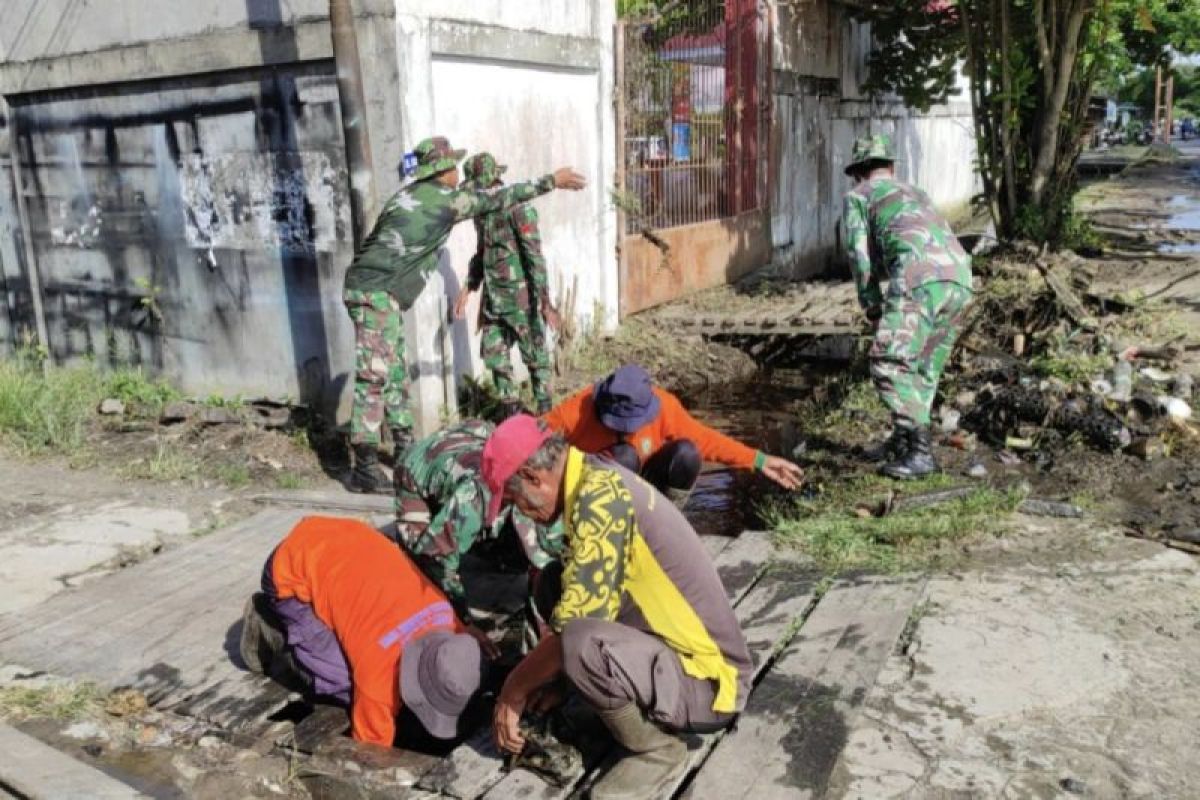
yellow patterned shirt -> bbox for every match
[550,448,751,714]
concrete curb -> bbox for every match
[0,723,148,800]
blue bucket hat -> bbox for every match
[593,364,661,433]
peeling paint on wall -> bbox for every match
[177,150,349,257]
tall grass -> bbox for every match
[0,351,179,454]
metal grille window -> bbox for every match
[618,0,766,233]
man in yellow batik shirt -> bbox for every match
[479,415,753,800]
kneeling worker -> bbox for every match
[240,515,489,746]
[483,415,753,798]
[391,418,562,624]
[544,363,803,506]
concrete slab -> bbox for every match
[829,547,1200,799]
[0,722,148,799]
[0,502,190,615]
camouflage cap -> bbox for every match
[408,136,467,182]
[844,133,896,175]
[462,152,508,190]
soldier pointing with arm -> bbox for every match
[842,134,974,479]
[453,152,559,419]
[342,136,586,494]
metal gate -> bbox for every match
[615,0,771,315]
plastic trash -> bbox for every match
[1090,378,1114,397]
[940,409,961,434]
[1111,360,1133,402]
[1157,396,1193,422]
[1174,373,1194,400]
[1140,366,1173,383]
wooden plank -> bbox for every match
[0,722,150,799]
[420,532,777,798]
[683,576,926,799]
[253,489,394,514]
[0,508,307,725]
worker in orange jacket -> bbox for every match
[543,364,803,507]
[239,515,496,746]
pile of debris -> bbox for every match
[947,245,1197,462]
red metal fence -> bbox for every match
[618,0,767,233]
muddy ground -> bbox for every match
[1,143,1199,798]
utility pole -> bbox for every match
[329,0,377,246]
[1154,66,1162,142]
[1165,73,1175,144]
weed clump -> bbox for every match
[762,474,1024,574]
[0,681,104,722]
[0,350,178,454]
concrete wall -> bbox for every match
[393,6,617,433]
[768,3,979,279]
[0,0,618,436]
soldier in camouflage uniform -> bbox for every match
[842,133,974,479]
[454,152,558,418]
[391,418,563,622]
[341,136,585,493]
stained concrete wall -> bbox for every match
[0,0,618,436]
[769,4,979,278]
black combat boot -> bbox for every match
[880,427,939,480]
[349,443,389,494]
[391,426,414,463]
[497,400,528,421]
[862,428,908,463]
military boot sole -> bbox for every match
[879,460,940,480]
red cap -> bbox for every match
[482,414,552,524]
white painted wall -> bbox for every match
[393,3,617,434]
[432,56,606,371]
[399,0,595,38]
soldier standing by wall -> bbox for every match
[341,136,585,494]
[842,134,974,479]
[453,152,559,419]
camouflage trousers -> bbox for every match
[344,288,411,446]
[481,313,552,411]
[870,281,973,429]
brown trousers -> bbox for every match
[560,618,733,734]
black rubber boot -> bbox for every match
[498,400,528,421]
[239,593,286,675]
[880,427,939,480]
[391,427,414,464]
[862,428,908,463]
[349,443,389,494]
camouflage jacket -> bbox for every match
[466,200,549,323]
[343,175,555,310]
[842,177,973,310]
[398,419,563,610]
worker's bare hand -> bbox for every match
[453,290,472,321]
[464,623,501,661]
[552,168,587,191]
[493,686,527,754]
[761,456,804,490]
[543,306,561,332]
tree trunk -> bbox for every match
[1030,0,1091,205]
